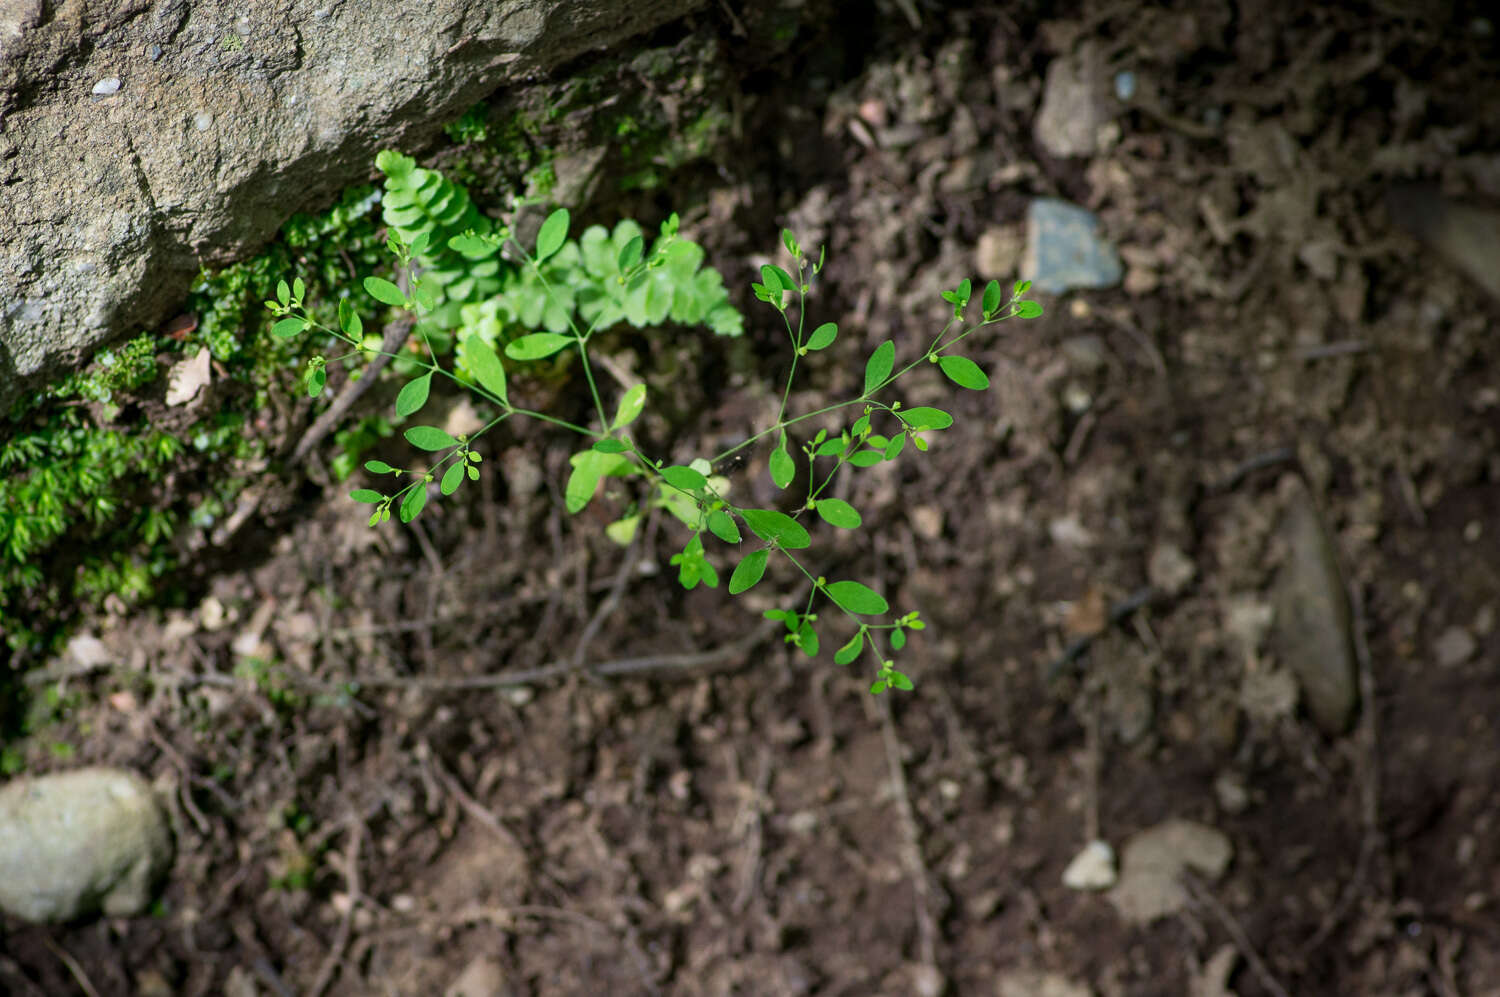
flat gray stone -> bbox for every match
[1022,199,1122,294]
[1272,486,1357,735]
[1107,819,1232,925]
[0,767,173,922]
[1034,41,1111,159]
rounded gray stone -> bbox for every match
[0,766,173,922]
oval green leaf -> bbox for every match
[981,278,1001,318]
[504,332,572,361]
[535,208,569,263]
[399,486,426,523]
[806,322,838,351]
[617,234,644,271]
[660,465,708,492]
[741,508,811,549]
[612,383,646,430]
[707,509,741,544]
[440,463,464,496]
[364,460,395,474]
[769,438,794,490]
[938,355,989,390]
[899,406,954,431]
[395,373,432,417]
[848,450,883,468]
[834,632,863,665]
[363,276,407,307]
[349,489,384,504]
[814,497,862,528]
[1016,300,1043,319]
[592,439,627,453]
[403,425,458,451]
[462,334,508,405]
[824,580,889,615]
[272,316,306,340]
[728,549,768,594]
[864,340,894,395]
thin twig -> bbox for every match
[314,617,782,692]
[731,747,773,913]
[879,693,939,970]
[42,937,99,997]
[1184,874,1291,997]
[571,529,644,671]
[1045,586,1158,680]
[289,318,411,466]
[307,817,363,997]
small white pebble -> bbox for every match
[92,77,121,96]
[194,111,213,131]
[1062,839,1117,891]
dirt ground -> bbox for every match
[5,3,1500,995]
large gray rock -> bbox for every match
[0,766,173,921]
[0,0,702,410]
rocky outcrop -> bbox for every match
[0,0,703,411]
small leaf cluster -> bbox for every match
[369,150,741,384]
[272,175,1045,694]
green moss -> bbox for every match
[0,182,389,661]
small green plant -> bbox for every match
[271,152,1041,693]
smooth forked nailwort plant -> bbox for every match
[269,152,1042,693]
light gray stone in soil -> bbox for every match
[1271,485,1358,735]
[1107,818,1232,925]
[1021,199,1123,294]
[0,0,701,411]
[0,766,173,922]
[1034,41,1111,159]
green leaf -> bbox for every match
[891,628,906,650]
[871,680,888,695]
[814,498,862,528]
[535,208,569,263]
[449,232,493,256]
[1016,300,1043,319]
[272,317,305,340]
[306,368,326,397]
[612,383,646,430]
[707,509,741,544]
[462,334,508,405]
[834,632,863,665]
[955,277,972,306]
[617,234,644,271]
[395,373,432,417]
[1013,279,1032,296]
[364,460,396,474]
[364,276,407,306]
[899,406,954,431]
[741,508,811,549]
[981,279,1001,318]
[565,449,611,514]
[888,670,914,691]
[824,580,889,615]
[938,355,990,390]
[606,514,640,546]
[728,549,768,594]
[769,437,794,489]
[349,489,384,504]
[404,425,458,451]
[276,280,290,306]
[796,620,819,657]
[399,486,426,523]
[592,439,627,453]
[440,462,464,496]
[660,465,708,492]
[762,263,795,293]
[864,340,894,394]
[815,438,846,457]
[848,451,883,467]
[884,433,907,460]
[806,322,838,351]
[504,332,572,361]
[782,229,799,257]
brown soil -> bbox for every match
[5,4,1500,996]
